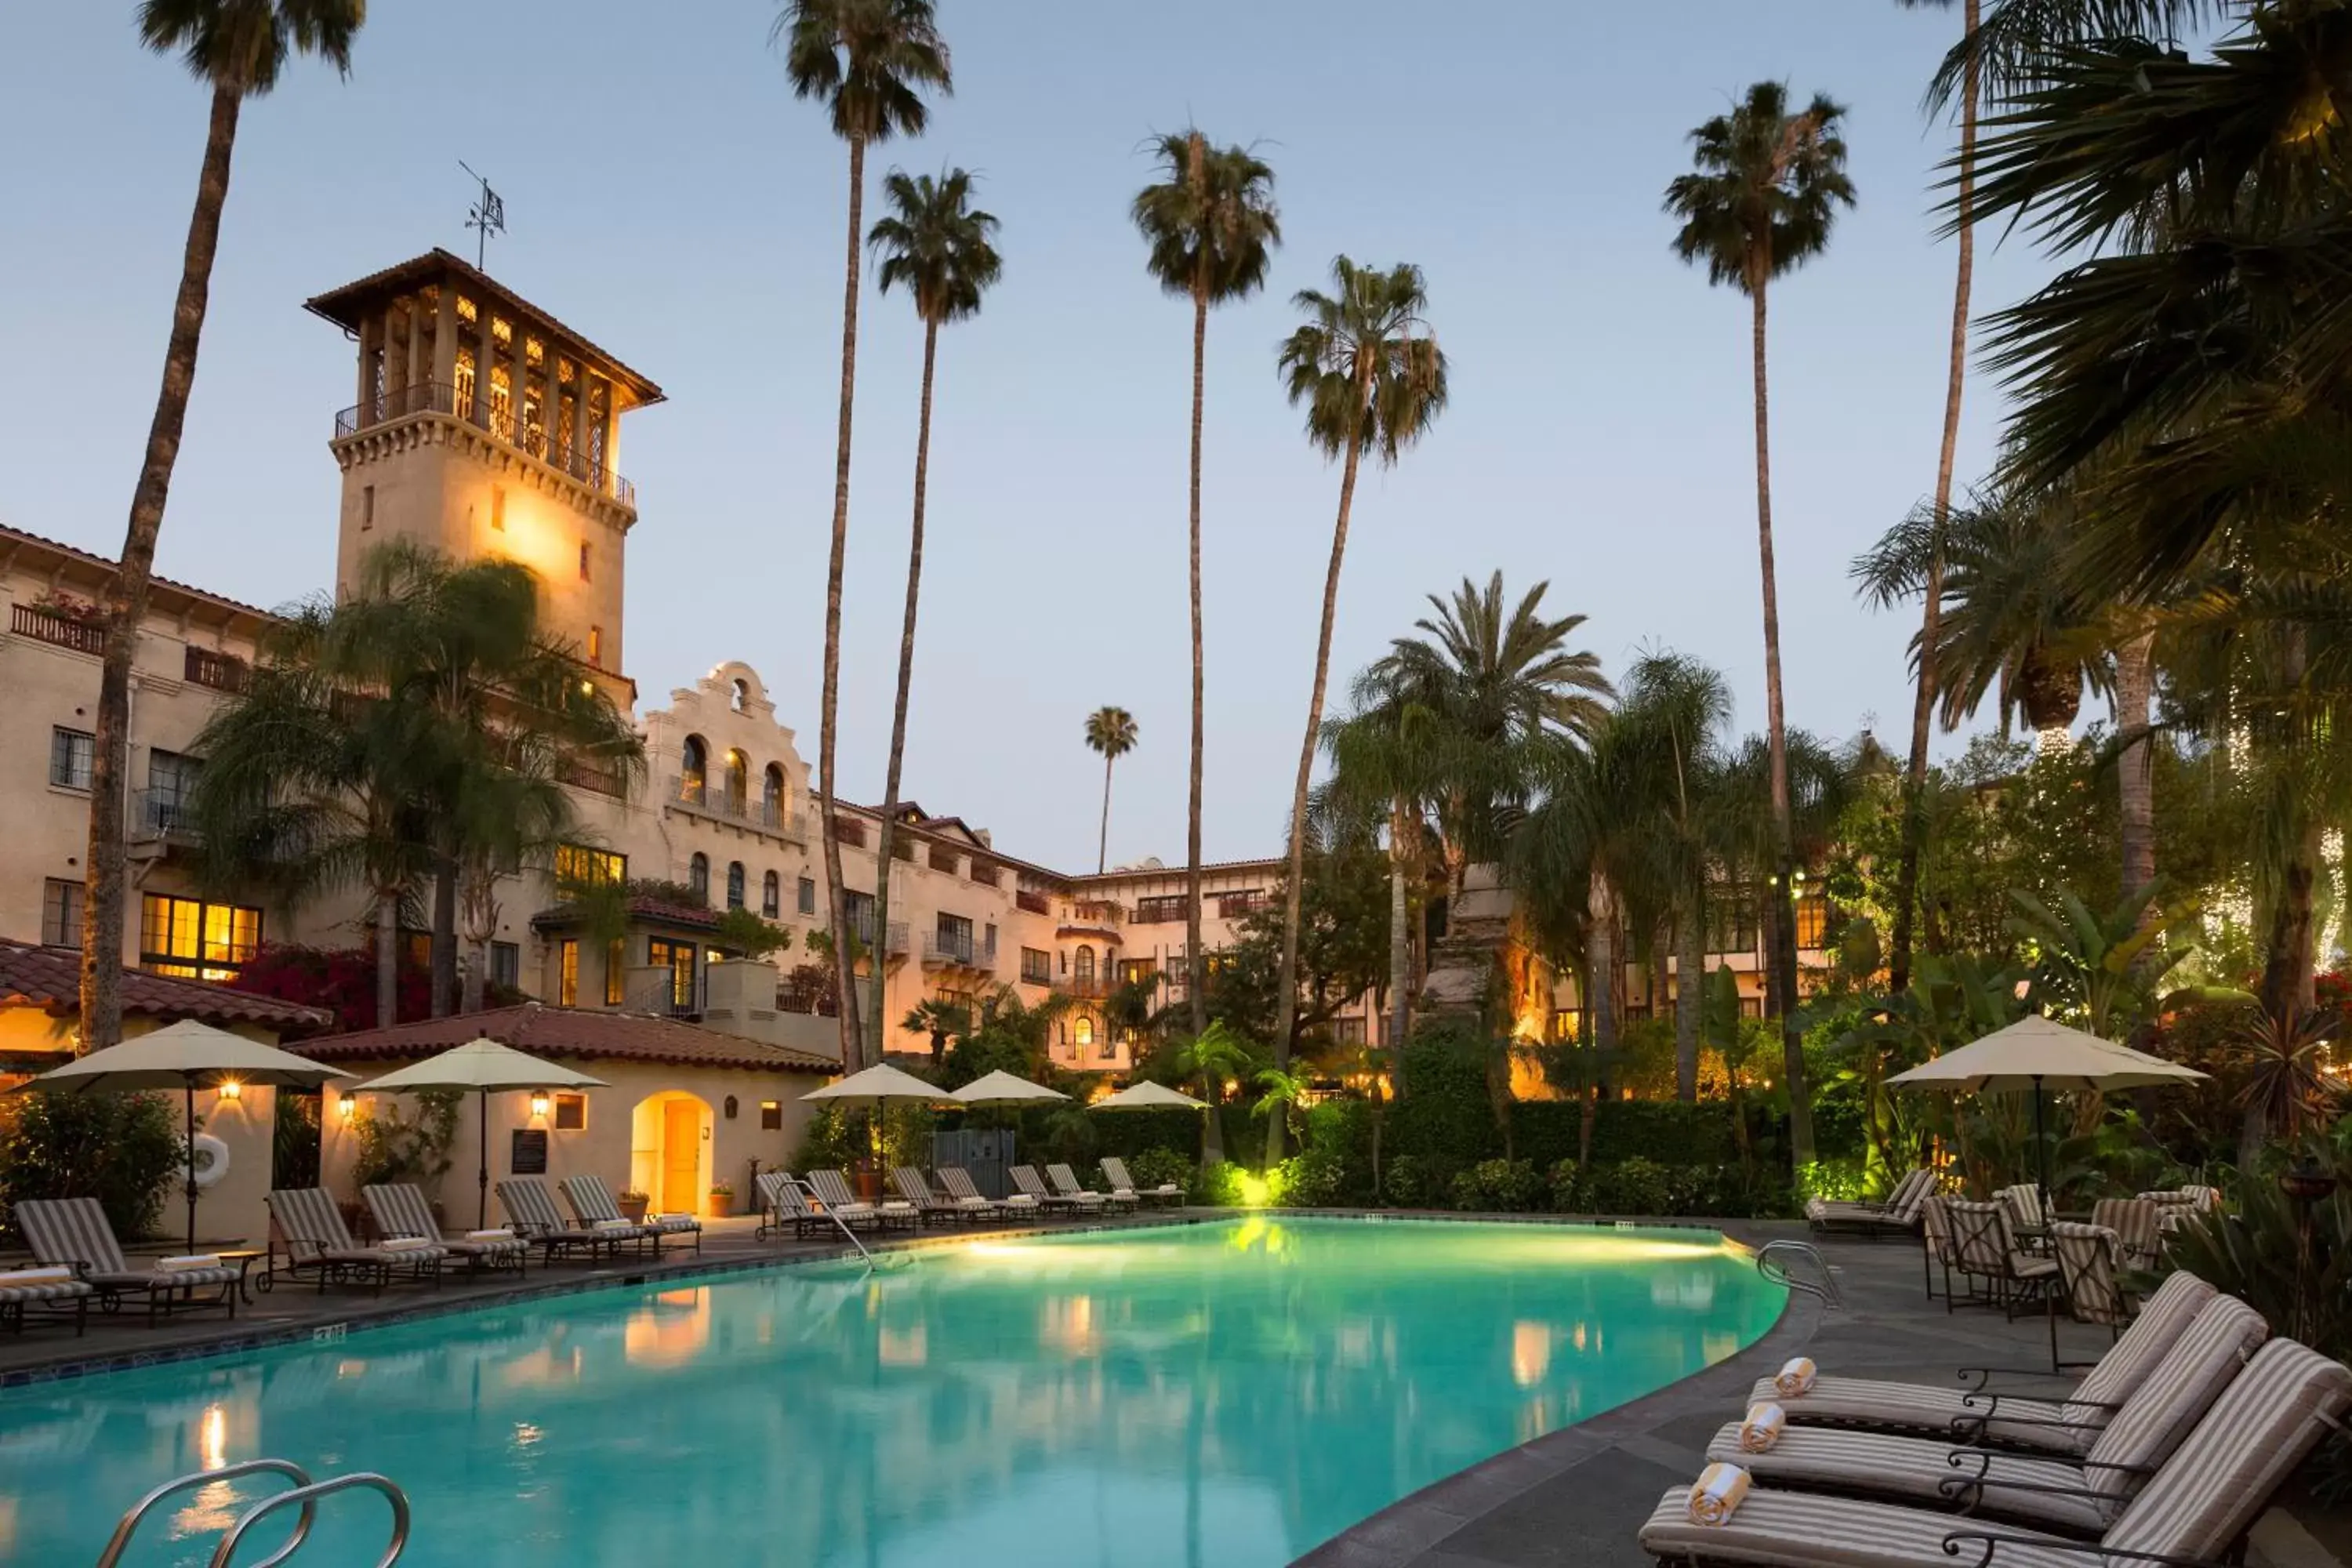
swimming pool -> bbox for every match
[0,1218,1782,1566]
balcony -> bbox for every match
[924,933,995,971]
[333,380,636,510]
[666,775,807,841]
[565,761,629,800]
[1015,889,1051,916]
[12,604,105,655]
[183,645,246,693]
[1052,975,1112,1000]
[129,790,201,847]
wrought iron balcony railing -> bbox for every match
[665,775,807,840]
[334,380,636,509]
[12,604,105,655]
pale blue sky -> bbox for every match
[0,2,2067,874]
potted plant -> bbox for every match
[616,1189,651,1223]
[707,1181,735,1219]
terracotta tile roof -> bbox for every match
[0,942,332,1035]
[529,896,720,933]
[303,249,663,405]
[0,521,281,626]
[296,1001,836,1073]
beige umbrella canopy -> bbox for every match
[351,1039,610,1229]
[16,1020,353,1250]
[1093,1080,1209,1112]
[802,1062,949,1170]
[949,1070,1067,1106]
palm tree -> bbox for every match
[862,165,1001,1058]
[1133,129,1281,1039]
[79,0,365,1052]
[1171,1021,1254,1166]
[901,996,971,1065]
[1665,83,1857,1168]
[1323,682,1451,1059]
[1889,0,1983,998]
[1083,706,1139,874]
[1270,258,1450,1136]
[775,0,952,1072]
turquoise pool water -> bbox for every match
[0,1218,1781,1566]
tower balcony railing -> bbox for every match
[664,775,808,841]
[333,379,636,509]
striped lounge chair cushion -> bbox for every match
[1638,1483,2092,1568]
[1702,1424,2109,1534]
[2090,1197,2162,1269]
[2074,1295,2268,1518]
[2051,1222,2129,1327]
[16,1197,241,1289]
[497,1180,597,1240]
[2067,1271,2215,1416]
[0,1279,93,1305]
[2104,1340,2352,1562]
[365,1185,525,1257]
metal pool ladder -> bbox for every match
[784,1173,877,1272]
[1755,1240,1845,1309]
[96,1457,411,1566]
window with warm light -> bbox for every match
[1073,1015,1094,1050]
[552,1092,586,1131]
[1794,890,1830,950]
[759,1100,783,1131]
[604,938,626,1007]
[490,486,506,532]
[680,736,708,804]
[648,938,698,1011]
[555,844,624,887]
[724,751,748,814]
[558,938,579,1007]
[140,895,261,981]
[586,626,602,668]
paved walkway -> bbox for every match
[1299,1221,2346,1568]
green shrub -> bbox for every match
[0,1089,182,1243]
[1547,1158,1583,1212]
[1197,1160,1250,1207]
[1276,1147,1345,1207]
[1382,1152,1437,1207]
[1588,1155,1671,1215]
[1128,1147,1195,1197]
[350,1090,462,1189]
[1450,1158,1544,1212]
[1795,1160,1867,1202]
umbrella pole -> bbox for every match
[478,1087,491,1231]
[2032,1076,2052,1223]
[184,1079,199,1254]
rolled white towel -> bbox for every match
[379,1236,433,1253]
[1738,1403,1786,1453]
[158,1253,223,1272]
[1003,1193,1039,1207]
[880,1200,916,1212]
[652,1213,698,1227]
[1152,1184,1181,1196]
[956,1196,992,1208]
[0,1265,75,1285]
[1773,1356,1817,1398]
[1803,1196,1829,1221]
[593,1218,638,1232]
[1687,1463,1751,1526]
[1112,1189,1136,1200]
[464,1228,515,1243]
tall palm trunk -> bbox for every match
[868,316,942,1058]
[1675,884,1704,1102]
[1095,753,1116,874]
[1891,0,1980,996]
[1387,796,1412,1051]
[2115,629,2157,902]
[1748,263,1814,1169]
[1272,368,1374,1163]
[80,84,241,1053]
[818,134,869,1071]
[1185,277,1210,1036]
[375,889,400,1029]
[430,851,458,1019]
[1586,869,1617,1057]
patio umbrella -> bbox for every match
[16,1020,353,1251]
[1887,1016,2208,1220]
[1092,1081,1208,1111]
[949,1070,1067,1106]
[802,1063,949,1173]
[350,1039,608,1229]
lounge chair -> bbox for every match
[267,1188,445,1294]
[1102,1156,1184,1207]
[363,1183,528,1279]
[1944,1199,2059,1319]
[497,1178,630,1263]
[891,1167,966,1226]
[0,1261,93,1336]
[14,1196,239,1322]
[2089,1198,2163,1272]
[1048,1163,1123,1213]
[1641,1338,2350,1568]
[805,1169,899,1232]
[1994,1183,2049,1233]
[1809,1169,1937,1240]
[1749,1269,2215,1450]
[1011,1164,1080,1214]
[754,1171,839,1240]
[564,1174,699,1254]
[941,1167,1036,1219]
[1919,1196,1958,1301]
[2051,1221,2134,1338]
[1702,1294,2269,1534]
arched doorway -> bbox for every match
[631,1091,713,1215]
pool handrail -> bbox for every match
[1756,1238,1845,1309]
[205,1472,409,1568]
[97,1457,317,1568]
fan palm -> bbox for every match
[1323,680,1455,1058]
[2229,1007,2339,1171]
[1171,1021,1254,1165]
[1664,81,1856,1167]
[1134,130,1281,1036]
[862,166,1000,1058]
[1270,258,1450,1121]
[81,0,366,1051]
[775,0,952,1070]
[1083,706,1138,874]
[901,996,971,1065]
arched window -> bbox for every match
[724,750,749,815]
[763,764,786,829]
[731,678,750,713]
[1073,1015,1094,1049]
[688,853,710,902]
[726,861,746,911]
[681,735,708,804]
[1073,945,1095,986]
[762,870,780,918]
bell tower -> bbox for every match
[304,249,662,702]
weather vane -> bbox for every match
[460,162,506,270]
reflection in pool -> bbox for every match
[0,1218,1783,1566]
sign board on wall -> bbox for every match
[510,1128,549,1175]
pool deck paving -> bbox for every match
[1,1209,2343,1566]
[1299,1218,2348,1568]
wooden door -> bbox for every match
[662,1101,701,1214]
